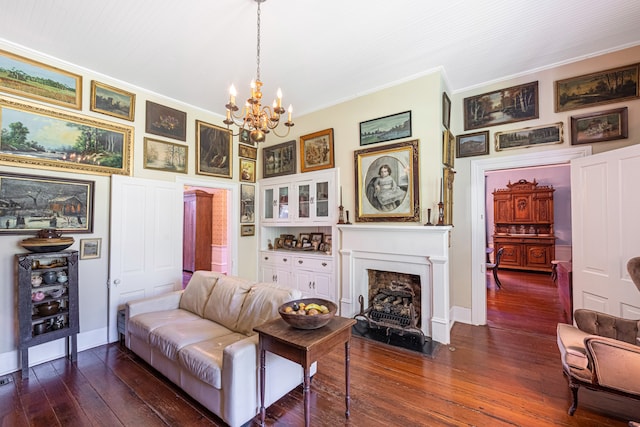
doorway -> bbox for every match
[469,146,592,325]
[177,177,239,280]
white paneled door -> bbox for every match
[571,143,640,319]
[108,175,182,343]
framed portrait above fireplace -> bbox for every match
[354,139,420,222]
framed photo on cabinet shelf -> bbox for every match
[354,139,420,222]
[0,49,82,110]
[464,81,538,130]
[570,107,628,145]
[456,131,490,158]
[300,128,334,172]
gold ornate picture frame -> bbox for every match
[196,120,232,178]
[143,138,188,173]
[90,81,136,121]
[354,139,420,222]
[300,128,334,173]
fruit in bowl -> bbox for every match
[278,298,337,330]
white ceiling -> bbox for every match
[1,0,640,118]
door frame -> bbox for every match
[469,146,592,325]
[176,176,239,276]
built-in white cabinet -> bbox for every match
[258,168,339,305]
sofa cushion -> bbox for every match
[203,275,255,331]
[236,282,302,336]
[128,309,202,343]
[150,319,235,360]
[178,333,248,389]
[179,271,222,316]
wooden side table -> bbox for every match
[253,316,356,427]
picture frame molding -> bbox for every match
[80,238,102,260]
[359,111,412,146]
[354,139,420,222]
[555,63,639,112]
[90,80,136,121]
[143,137,188,173]
[464,81,539,130]
[0,96,133,176]
[456,131,490,158]
[0,171,95,234]
[196,120,232,178]
[495,122,564,151]
[0,49,82,110]
[570,107,628,145]
[263,139,296,178]
[300,128,335,173]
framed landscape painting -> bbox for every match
[360,111,411,145]
[196,120,232,178]
[555,63,639,112]
[143,138,188,173]
[354,139,420,222]
[0,49,82,110]
[0,171,94,234]
[495,122,563,151]
[456,131,490,158]
[90,81,136,121]
[0,96,133,176]
[464,81,538,130]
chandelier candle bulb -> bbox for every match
[229,85,236,105]
[277,88,282,109]
[288,105,293,122]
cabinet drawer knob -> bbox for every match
[264,256,269,260]
[282,258,288,262]
[321,262,327,267]
[298,260,303,264]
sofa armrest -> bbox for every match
[126,290,183,318]
[222,335,259,427]
[585,335,640,395]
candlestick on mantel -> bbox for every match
[425,208,433,226]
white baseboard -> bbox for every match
[0,327,108,376]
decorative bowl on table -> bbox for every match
[278,298,337,330]
[36,301,60,316]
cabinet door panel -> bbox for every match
[513,195,534,222]
[525,245,551,269]
[497,244,521,267]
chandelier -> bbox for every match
[223,0,293,144]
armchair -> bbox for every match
[556,309,640,415]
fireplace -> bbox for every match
[356,269,425,344]
[338,224,452,344]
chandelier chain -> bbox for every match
[256,1,261,81]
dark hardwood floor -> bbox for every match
[2,270,639,426]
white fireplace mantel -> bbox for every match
[338,224,452,344]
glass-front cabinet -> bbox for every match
[295,175,332,223]
[262,183,291,222]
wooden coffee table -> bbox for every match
[253,316,356,427]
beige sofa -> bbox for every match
[125,271,309,427]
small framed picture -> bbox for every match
[456,131,490,158]
[240,224,255,236]
[323,235,332,244]
[300,128,334,172]
[442,92,451,130]
[240,158,256,182]
[90,80,136,121]
[239,143,257,160]
[299,233,310,242]
[143,137,188,173]
[80,238,102,260]
[570,107,628,145]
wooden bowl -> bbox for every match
[36,301,60,316]
[278,298,337,330]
